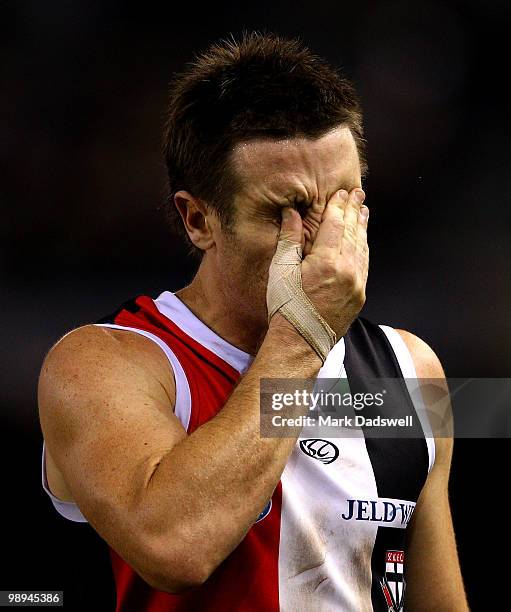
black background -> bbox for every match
[2,1,510,609]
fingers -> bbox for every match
[341,189,366,258]
[310,189,348,255]
[310,188,366,258]
[302,203,325,257]
[357,205,370,285]
[356,204,369,253]
[278,207,304,245]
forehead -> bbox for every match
[230,126,361,203]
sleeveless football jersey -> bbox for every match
[41,291,435,611]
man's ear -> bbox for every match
[174,191,215,251]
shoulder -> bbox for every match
[393,329,445,379]
[43,323,169,364]
[39,324,175,418]
[40,324,173,384]
[394,328,453,466]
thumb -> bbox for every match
[278,207,303,245]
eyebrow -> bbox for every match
[266,179,362,211]
[282,185,360,207]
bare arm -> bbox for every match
[39,188,368,593]
[397,329,469,611]
[39,318,319,591]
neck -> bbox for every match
[175,260,267,356]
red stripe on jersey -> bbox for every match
[106,296,282,611]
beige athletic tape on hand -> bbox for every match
[267,239,337,363]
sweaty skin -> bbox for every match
[39,125,468,608]
[175,126,364,354]
[39,126,369,592]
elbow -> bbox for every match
[144,564,212,594]
[140,542,215,594]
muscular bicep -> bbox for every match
[38,325,186,571]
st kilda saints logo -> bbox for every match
[299,439,339,464]
[380,550,406,611]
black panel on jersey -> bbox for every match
[345,317,429,501]
[95,297,142,324]
[344,317,430,612]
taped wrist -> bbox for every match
[267,239,337,363]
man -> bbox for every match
[38,33,468,610]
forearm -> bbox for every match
[131,190,368,589]
[405,494,469,611]
[136,316,321,582]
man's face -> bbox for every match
[211,125,362,335]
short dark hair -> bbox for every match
[163,31,366,253]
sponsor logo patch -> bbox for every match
[299,439,340,464]
[380,550,405,611]
[341,498,415,528]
